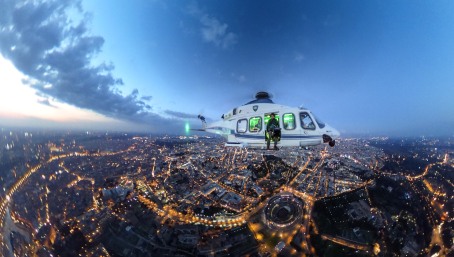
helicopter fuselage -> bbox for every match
[203,102,340,148]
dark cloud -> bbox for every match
[0,0,183,133]
[164,110,198,119]
[37,98,57,108]
[141,95,152,101]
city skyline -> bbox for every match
[1,1,454,136]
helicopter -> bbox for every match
[195,92,340,149]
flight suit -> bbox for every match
[266,118,280,150]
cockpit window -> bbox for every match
[300,112,316,130]
[249,116,262,132]
[237,119,247,133]
[313,114,326,129]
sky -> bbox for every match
[0,0,453,136]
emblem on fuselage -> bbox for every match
[253,105,258,112]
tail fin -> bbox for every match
[198,115,207,130]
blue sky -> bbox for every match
[0,0,453,136]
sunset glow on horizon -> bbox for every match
[0,55,119,124]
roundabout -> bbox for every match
[263,192,304,229]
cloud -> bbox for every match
[141,95,152,101]
[0,0,185,133]
[164,110,198,119]
[187,3,237,49]
[37,98,57,108]
[200,15,237,49]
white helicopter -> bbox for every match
[195,92,340,149]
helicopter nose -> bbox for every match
[331,128,340,139]
[326,126,340,140]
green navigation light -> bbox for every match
[185,122,190,134]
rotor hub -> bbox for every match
[255,91,271,100]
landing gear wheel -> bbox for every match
[329,140,335,147]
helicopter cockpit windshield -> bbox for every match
[313,114,326,129]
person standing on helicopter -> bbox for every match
[266,113,280,150]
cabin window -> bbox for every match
[237,119,247,133]
[249,116,262,132]
[300,112,316,130]
[264,113,279,127]
[283,113,296,130]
